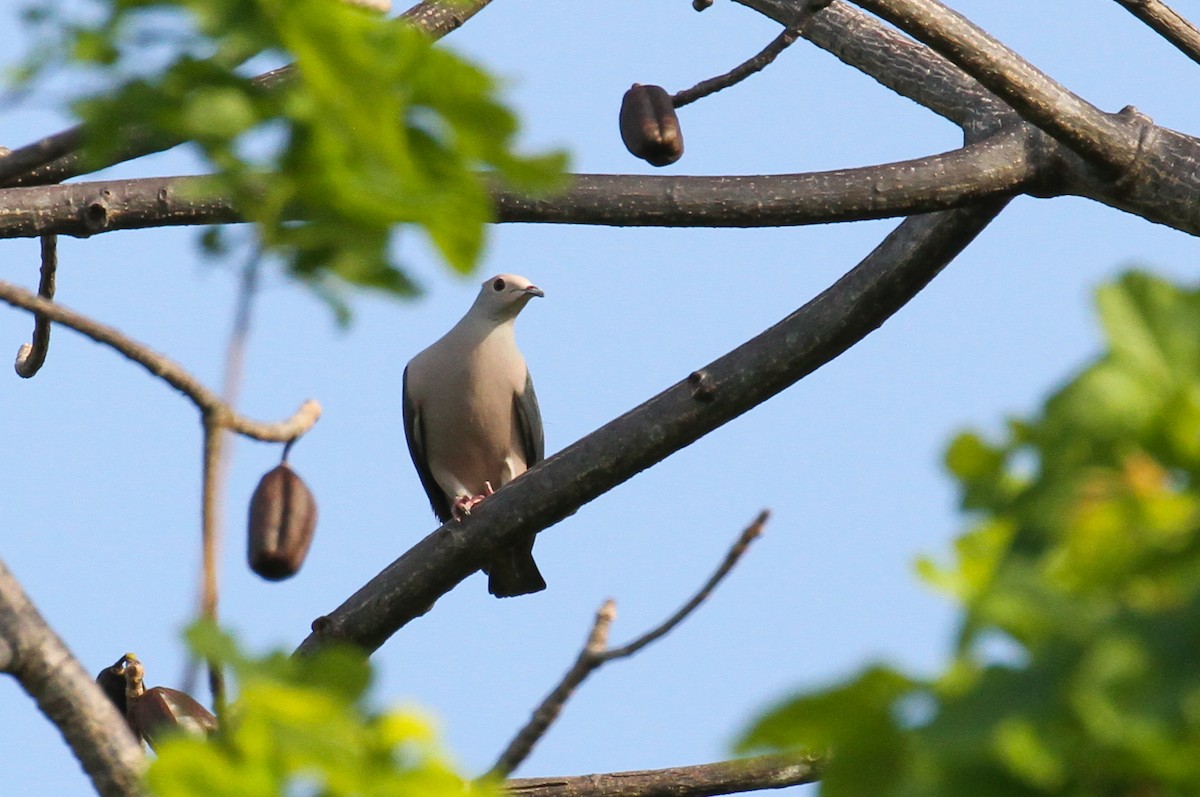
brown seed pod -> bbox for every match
[248,462,318,580]
[619,83,684,167]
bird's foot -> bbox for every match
[451,492,490,521]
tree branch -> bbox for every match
[13,235,57,378]
[296,198,1009,657]
[672,15,808,109]
[737,1,1200,237]
[0,134,1033,238]
[190,252,261,705]
[504,754,823,797]
[603,511,767,660]
[490,512,768,778]
[843,0,1141,173]
[0,279,321,442]
[496,135,1028,226]
[1113,0,1200,66]
[735,0,1010,133]
[200,418,227,712]
[0,131,85,188]
[490,601,617,780]
[0,558,146,797]
[401,0,495,39]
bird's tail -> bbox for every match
[486,535,546,598]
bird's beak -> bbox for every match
[524,285,545,298]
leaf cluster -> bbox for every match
[146,622,495,797]
[18,0,566,317]
[738,271,1200,795]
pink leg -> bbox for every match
[450,485,495,521]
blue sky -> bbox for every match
[3,0,1200,793]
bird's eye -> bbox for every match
[492,278,506,292]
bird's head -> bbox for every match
[122,654,146,698]
[96,654,134,713]
[472,273,544,322]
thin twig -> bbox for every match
[604,510,768,660]
[200,418,227,713]
[488,602,616,780]
[0,278,320,442]
[504,754,825,797]
[673,20,806,108]
[14,235,58,378]
[191,253,260,704]
[1113,0,1200,66]
[488,511,769,778]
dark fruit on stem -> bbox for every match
[248,463,318,580]
[619,83,684,166]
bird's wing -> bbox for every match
[403,365,452,522]
[513,369,545,467]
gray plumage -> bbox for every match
[403,273,547,597]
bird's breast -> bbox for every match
[413,341,529,499]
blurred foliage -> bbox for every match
[147,622,499,797]
[16,0,566,318]
[738,271,1200,795]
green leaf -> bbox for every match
[153,623,496,797]
[22,0,567,320]
[737,666,914,796]
[737,271,1200,796]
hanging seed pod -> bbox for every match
[619,83,684,166]
[248,462,318,580]
[122,654,217,750]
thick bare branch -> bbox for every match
[491,512,768,778]
[401,0,494,38]
[0,131,84,187]
[1113,0,1200,66]
[736,0,1009,132]
[504,755,823,797]
[0,558,146,797]
[14,235,57,377]
[0,134,1034,238]
[843,0,1141,173]
[0,177,243,238]
[0,279,321,442]
[296,199,1009,658]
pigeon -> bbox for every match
[403,273,547,597]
